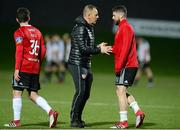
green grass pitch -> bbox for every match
[0,71,180,129]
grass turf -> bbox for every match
[0,71,180,129]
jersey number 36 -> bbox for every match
[29,40,39,56]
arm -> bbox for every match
[40,36,46,65]
[15,45,23,70]
[74,26,101,55]
[14,31,24,81]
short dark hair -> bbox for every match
[16,7,30,23]
[112,5,127,17]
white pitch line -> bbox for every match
[0,99,180,109]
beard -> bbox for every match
[115,19,120,25]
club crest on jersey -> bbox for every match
[15,37,23,44]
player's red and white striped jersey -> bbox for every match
[112,19,138,73]
[14,25,46,74]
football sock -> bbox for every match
[45,71,52,81]
[55,71,59,80]
[148,77,153,83]
[59,71,65,82]
[119,111,128,122]
[13,97,22,120]
[35,96,52,114]
[60,72,65,79]
[129,101,140,114]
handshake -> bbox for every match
[97,42,112,55]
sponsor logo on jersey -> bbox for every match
[15,37,23,44]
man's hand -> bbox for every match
[97,42,108,48]
[14,69,20,81]
[99,42,112,55]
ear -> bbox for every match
[16,18,19,23]
[119,12,125,18]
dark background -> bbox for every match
[0,0,180,75]
[1,0,180,28]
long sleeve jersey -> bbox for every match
[112,19,138,73]
[14,25,46,74]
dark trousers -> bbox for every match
[68,64,93,122]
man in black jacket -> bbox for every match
[68,4,112,128]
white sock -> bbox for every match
[13,97,22,121]
[129,101,140,114]
[119,111,128,122]
[35,96,52,114]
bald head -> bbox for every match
[83,5,96,16]
[83,4,99,25]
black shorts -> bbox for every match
[46,61,59,68]
[139,61,150,70]
[115,68,137,86]
[12,72,40,92]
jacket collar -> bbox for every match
[119,18,127,27]
[74,15,93,28]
